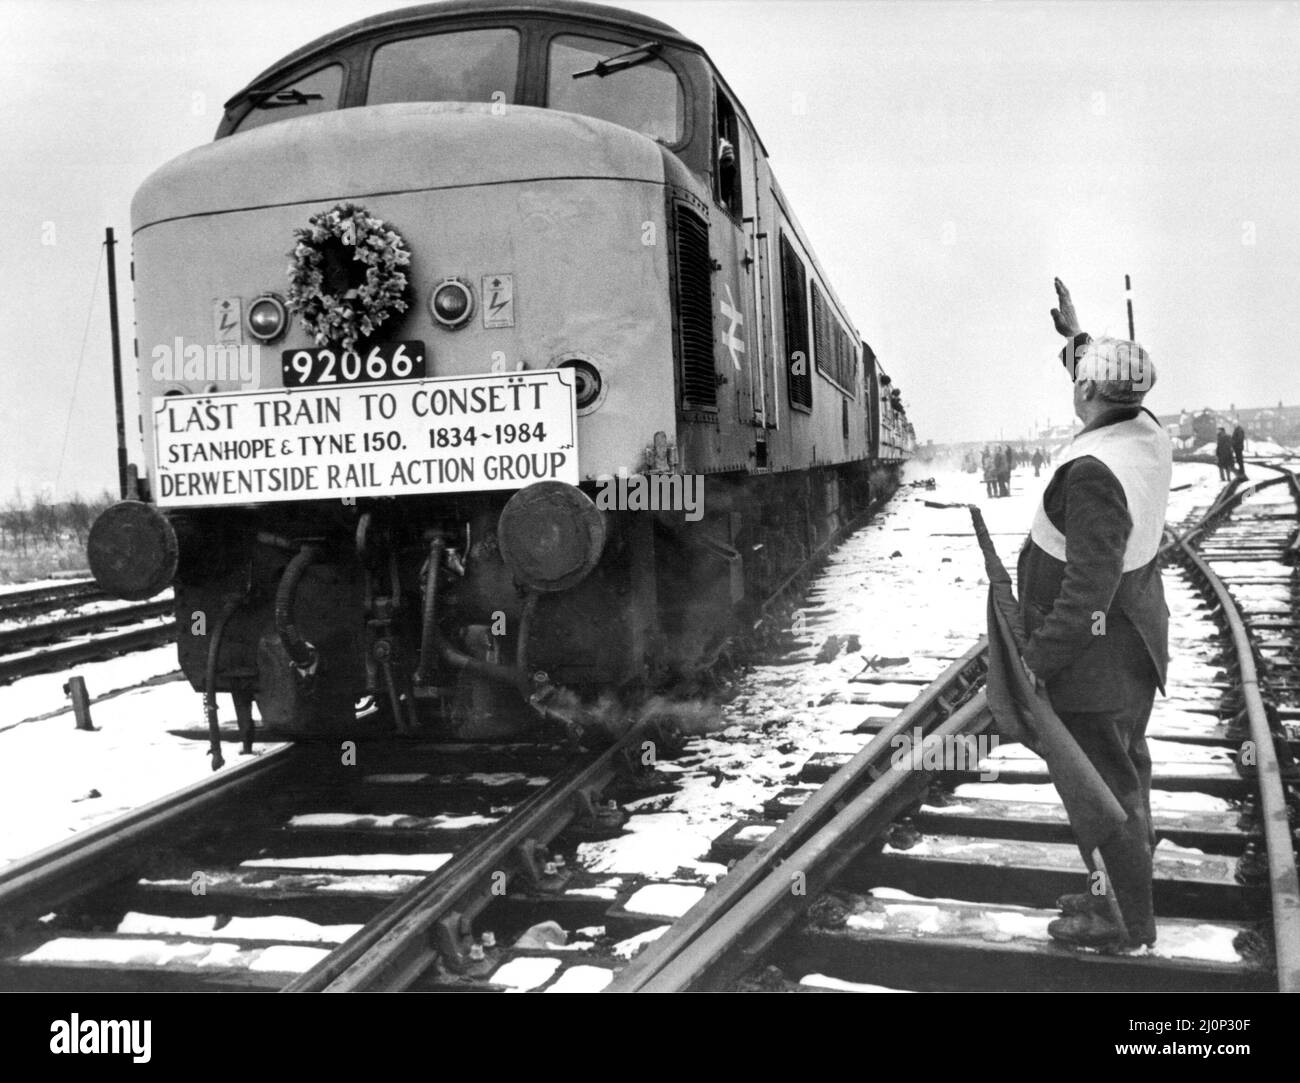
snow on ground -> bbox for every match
[799,974,908,992]
[488,956,562,991]
[0,576,90,596]
[577,460,1058,882]
[286,811,497,831]
[574,457,1216,885]
[564,877,624,900]
[239,853,453,873]
[845,886,1244,963]
[0,589,174,636]
[116,912,362,944]
[622,882,706,918]
[610,925,668,960]
[544,964,614,992]
[20,937,331,974]
[0,671,288,865]
[1246,440,1296,457]
[0,645,181,730]
[1165,462,1230,524]
[0,457,1247,913]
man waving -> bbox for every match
[1019,279,1172,950]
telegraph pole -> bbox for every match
[1125,273,1136,341]
[106,228,128,499]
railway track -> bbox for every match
[0,594,176,684]
[0,722,672,991]
[608,464,1300,993]
[5,466,1295,994]
[0,483,908,993]
[0,578,101,621]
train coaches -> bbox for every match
[89,1,914,739]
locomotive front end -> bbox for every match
[98,92,680,738]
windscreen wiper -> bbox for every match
[571,41,662,79]
[248,88,324,110]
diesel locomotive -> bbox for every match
[89,0,915,746]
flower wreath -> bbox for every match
[286,202,412,354]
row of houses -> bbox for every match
[1032,403,1300,452]
[1157,403,1300,450]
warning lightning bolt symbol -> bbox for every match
[489,292,509,316]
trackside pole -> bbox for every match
[106,227,128,500]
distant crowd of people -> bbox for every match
[1215,423,1248,480]
[962,444,1051,498]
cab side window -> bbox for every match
[713,88,742,218]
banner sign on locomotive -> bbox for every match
[152,369,579,507]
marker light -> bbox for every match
[247,294,287,342]
[430,279,474,328]
[557,358,604,413]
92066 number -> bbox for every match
[281,341,425,387]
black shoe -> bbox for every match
[1055,892,1106,916]
[1047,911,1154,951]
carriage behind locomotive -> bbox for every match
[89,0,915,740]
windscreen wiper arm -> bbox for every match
[248,88,324,110]
[571,41,662,79]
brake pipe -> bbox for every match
[203,597,243,771]
[276,545,320,673]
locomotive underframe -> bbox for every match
[166,460,896,738]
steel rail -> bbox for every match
[0,620,176,683]
[637,692,993,992]
[607,639,990,991]
[0,599,172,653]
[0,744,302,927]
[1168,537,1300,990]
[0,579,102,620]
[287,720,656,992]
[1164,462,1300,991]
[615,463,1299,992]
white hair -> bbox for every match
[1075,337,1155,404]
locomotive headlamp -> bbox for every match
[247,294,287,342]
[430,279,474,329]
[556,357,605,414]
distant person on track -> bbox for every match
[1232,422,1247,477]
[1031,448,1044,477]
[1215,427,1234,482]
[1018,277,1172,951]
[983,446,998,498]
[992,447,1007,498]
[1000,444,1014,497]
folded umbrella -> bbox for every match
[969,504,1127,852]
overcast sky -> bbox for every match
[4,0,1298,499]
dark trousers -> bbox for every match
[1234,446,1245,474]
[1056,684,1158,943]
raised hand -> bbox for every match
[1050,277,1081,338]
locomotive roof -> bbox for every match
[228,0,703,106]
[216,1,875,357]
